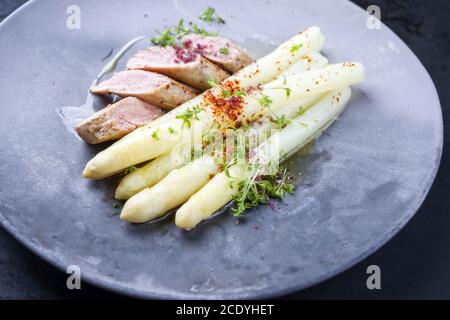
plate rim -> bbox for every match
[0,0,444,299]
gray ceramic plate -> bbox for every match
[0,0,442,299]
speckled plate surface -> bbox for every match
[0,0,442,299]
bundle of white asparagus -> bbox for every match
[82,27,365,230]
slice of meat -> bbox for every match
[126,46,230,90]
[90,70,198,110]
[76,97,162,144]
[182,35,253,74]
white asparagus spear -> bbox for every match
[239,62,363,121]
[175,87,352,230]
[119,93,322,222]
[84,62,363,179]
[232,26,324,87]
[115,149,181,200]
[114,140,196,200]
[279,52,327,78]
[120,156,219,223]
[114,53,328,200]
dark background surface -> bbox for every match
[0,0,448,299]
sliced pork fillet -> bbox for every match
[76,97,163,144]
[126,46,230,90]
[90,70,198,110]
[182,35,253,73]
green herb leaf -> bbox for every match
[151,28,175,47]
[272,87,291,98]
[219,47,229,55]
[191,148,202,161]
[199,6,226,24]
[168,127,176,134]
[207,78,218,87]
[123,165,137,176]
[271,114,291,130]
[192,23,218,37]
[290,44,303,53]
[297,106,306,116]
[222,89,231,97]
[176,105,202,128]
[151,129,160,140]
[199,6,215,23]
[113,202,122,209]
[233,91,247,97]
[258,95,273,109]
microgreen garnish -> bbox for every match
[151,28,175,47]
[233,91,247,97]
[113,202,122,209]
[207,78,218,87]
[151,129,160,140]
[123,165,137,176]
[230,165,295,216]
[199,6,226,24]
[222,89,231,97]
[297,106,306,116]
[290,44,303,53]
[273,87,292,98]
[191,148,203,161]
[219,47,229,55]
[151,19,217,47]
[191,23,218,36]
[271,115,291,130]
[258,95,273,109]
[168,127,176,134]
[176,105,202,128]
[282,87,292,98]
